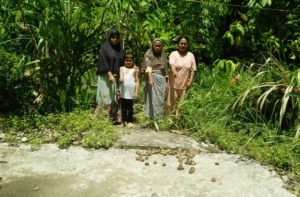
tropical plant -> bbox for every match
[1,0,117,113]
[233,56,299,135]
[212,59,241,77]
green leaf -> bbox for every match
[223,32,234,45]
[26,60,40,65]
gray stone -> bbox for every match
[0,133,5,140]
[21,137,28,142]
[282,175,289,182]
[114,126,204,152]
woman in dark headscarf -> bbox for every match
[96,29,125,124]
[143,38,168,118]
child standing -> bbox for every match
[119,53,139,128]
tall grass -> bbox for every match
[173,67,300,173]
[233,57,299,134]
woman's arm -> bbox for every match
[186,53,197,88]
[186,70,195,88]
[145,66,153,88]
[134,66,139,98]
[170,64,177,77]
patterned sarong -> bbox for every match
[145,72,166,118]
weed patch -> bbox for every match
[0,110,119,149]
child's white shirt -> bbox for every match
[120,66,135,99]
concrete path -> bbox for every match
[0,126,296,197]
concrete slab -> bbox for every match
[114,126,208,152]
[0,142,295,197]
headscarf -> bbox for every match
[142,38,168,74]
[97,29,125,75]
[152,38,162,44]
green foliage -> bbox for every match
[223,21,245,46]
[136,0,231,64]
[247,0,272,8]
[233,57,299,134]
[1,0,298,114]
[82,126,117,149]
[213,59,240,77]
[169,67,300,173]
[0,110,119,149]
[0,0,109,113]
[220,0,300,68]
[0,49,33,114]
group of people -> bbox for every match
[96,29,197,128]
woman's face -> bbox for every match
[178,38,188,53]
[110,34,120,46]
[152,41,162,54]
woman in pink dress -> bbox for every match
[167,36,197,112]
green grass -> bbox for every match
[0,110,119,149]
[189,120,300,172]
[170,69,300,174]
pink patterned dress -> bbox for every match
[167,51,196,110]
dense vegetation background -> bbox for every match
[0,0,299,174]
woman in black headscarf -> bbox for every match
[96,29,125,124]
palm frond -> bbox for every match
[234,55,299,133]
[295,125,300,139]
[278,85,294,130]
[257,85,279,111]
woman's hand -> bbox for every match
[147,72,153,88]
[186,79,192,89]
[109,75,116,83]
[172,71,177,78]
[186,71,195,89]
[107,71,115,83]
[148,80,153,88]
